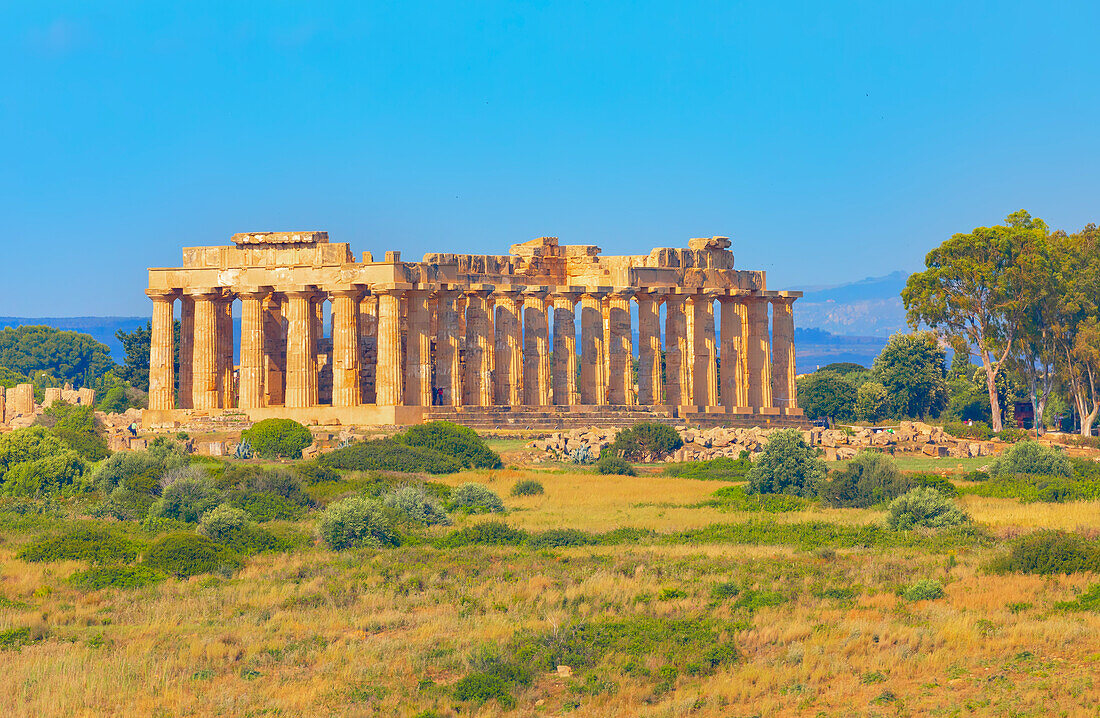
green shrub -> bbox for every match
[944,421,993,441]
[229,491,304,521]
[524,528,595,549]
[988,530,1100,575]
[820,451,907,508]
[319,496,400,550]
[961,470,989,482]
[662,456,752,481]
[241,418,313,459]
[98,386,130,414]
[747,429,825,497]
[700,485,809,512]
[510,479,544,496]
[320,438,462,474]
[902,578,945,601]
[886,487,969,530]
[441,520,528,547]
[989,441,1072,478]
[69,565,165,590]
[92,441,187,495]
[608,422,682,461]
[198,504,250,543]
[400,421,502,469]
[139,516,193,535]
[996,427,1028,443]
[143,533,244,578]
[960,474,1100,503]
[37,403,109,461]
[1054,583,1100,612]
[383,485,451,526]
[907,472,958,497]
[148,469,221,523]
[0,426,88,496]
[18,525,142,564]
[595,454,636,476]
[294,460,339,485]
[453,672,515,708]
[0,626,40,650]
[448,483,505,513]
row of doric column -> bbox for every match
[147,286,798,413]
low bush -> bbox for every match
[441,520,528,548]
[943,421,993,441]
[699,485,809,512]
[608,422,682,461]
[229,491,305,521]
[662,456,752,481]
[960,474,1100,503]
[18,525,142,564]
[886,488,969,530]
[383,485,451,526]
[148,472,221,523]
[819,451,907,508]
[453,672,515,708]
[319,496,401,550]
[1054,583,1100,612]
[747,429,825,497]
[294,460,339,485]
[988,530,1100,575]
[320,439,462,474]
[144,533,244,578]
[510,479,544,496]
[198,504,250,544]
[996,427,1028,443]
[962,470,989,482]
[902,579,945,601]
[524,528,595,549]
[594,455,636,476]
[242,418,313,460]
[36,403,109,462]
[68,565,165,590]
[448,483,505,513]
[989,441,1072,478]
[907,472,958,497]
[400,421,502,469]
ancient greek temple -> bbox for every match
[144,232,804,428]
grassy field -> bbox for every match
[2,452,1100,716]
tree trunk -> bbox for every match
[1082,368,1099,437]
[979,348,1003,432]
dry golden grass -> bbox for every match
[1,465,1100,716]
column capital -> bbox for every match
[282,286,319,299]
[552,291,582,306]
[237,287,273,301]
[326,286,367,300]
[522,285,551,298]
[462,287,493,299]
[184,287,221,298]
[608,287,636,299]
[145,288,180,302]
[495,284,527,297]
[581,286,611,298]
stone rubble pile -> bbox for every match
[529,420,1001,463]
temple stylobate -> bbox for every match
[144,232,804,427]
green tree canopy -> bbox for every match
[0,326,116,388]
[872,332,948,419]
[796,371,857,423]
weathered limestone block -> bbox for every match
[43,388,62,408]
[8,384,34,422]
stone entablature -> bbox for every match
[145,232,802,426]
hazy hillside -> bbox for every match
[795,270,909,338]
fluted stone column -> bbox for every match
[190,291,220,410]
[285,290,319,408]
[178,296,194,409]
[332,289,363,408]
[636,291,662,405]
[607,290,634,405]
[238,291,267,409]
[263,295,286,406]
[664,293,691,408]
[771,297,797,409]
[746,296,773,409]
[147,290,176,411]
[693,292,718,409]
[719,296,746,410]
[523,289,551,406]
[552,292,579,405]
[579,291,607,404]
[434,289,462,405]
[375,289,404,406]
[405,289,432,406]
[495,287,524,406]
[464,289,494,407]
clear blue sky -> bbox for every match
[3,1,1098,316]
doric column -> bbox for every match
[523,288,551,406]
[719,295,747,409]
[771,296,797,409]
[746,295,773,409]
[552,292,579,405]
[359,294,378,404]
[189,291,220,410]
[405,289,432,406]
[375,288,404,406]
[147,290,177,411]
[285,290,319,409]
[434,289,462,405]
[219,292,236,408]
[636,291,662,405]
[494,287,525,406]
[263,294,286,406]
[607,289,634,405]
[178,296,194,409]
[464,289,494,407]
[664,293,691,408]
[331,289,363,408]
[693,291,718,408]
[579,290,607,404]
[238,290,267,409]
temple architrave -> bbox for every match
[144,231,805,428]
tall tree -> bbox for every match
[0,326,115,389]
[903,211,1046,431]
[872,332,948,419]
[1010,229,1059,434]
[116,320,180,394]
[1051,224,1100,435]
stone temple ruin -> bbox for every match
[144,231,805,428]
